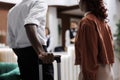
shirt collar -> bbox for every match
[84,11,91,16]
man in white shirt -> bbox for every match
[65,20,78,48]
[7,0,54,80]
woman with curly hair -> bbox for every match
[75,0,114,80]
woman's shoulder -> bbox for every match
[79,15,98,31]
[80,16,96,27]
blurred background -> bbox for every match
[0,0,120,80]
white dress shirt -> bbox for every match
[65,29,77,47]
[65,30,71,47]
[7,0,48,48]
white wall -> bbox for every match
[0,0,22,4]
[46,0,77,6]
[116,0,120,23]
[47,7,59,51]
[0,0,78,6]
[105,0,120,37]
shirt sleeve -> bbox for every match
[65,30,70,47]
[24,0,48,26]
[107,25,113,40]
[75,20,99,80]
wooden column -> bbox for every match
[61,15,70,49]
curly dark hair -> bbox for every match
[80,0,108,21]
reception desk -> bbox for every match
[0,46,80,80]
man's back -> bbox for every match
[7,0,48,48]
[7,1,55,80]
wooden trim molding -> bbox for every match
[0,2,15,10]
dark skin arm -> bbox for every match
[25,24,54,64]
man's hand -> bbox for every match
[70,38,75,43]
[39,52,54,64]
[25,24,54,64]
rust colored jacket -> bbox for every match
[75,13,114,80]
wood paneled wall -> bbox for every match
[0,2,14,44]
